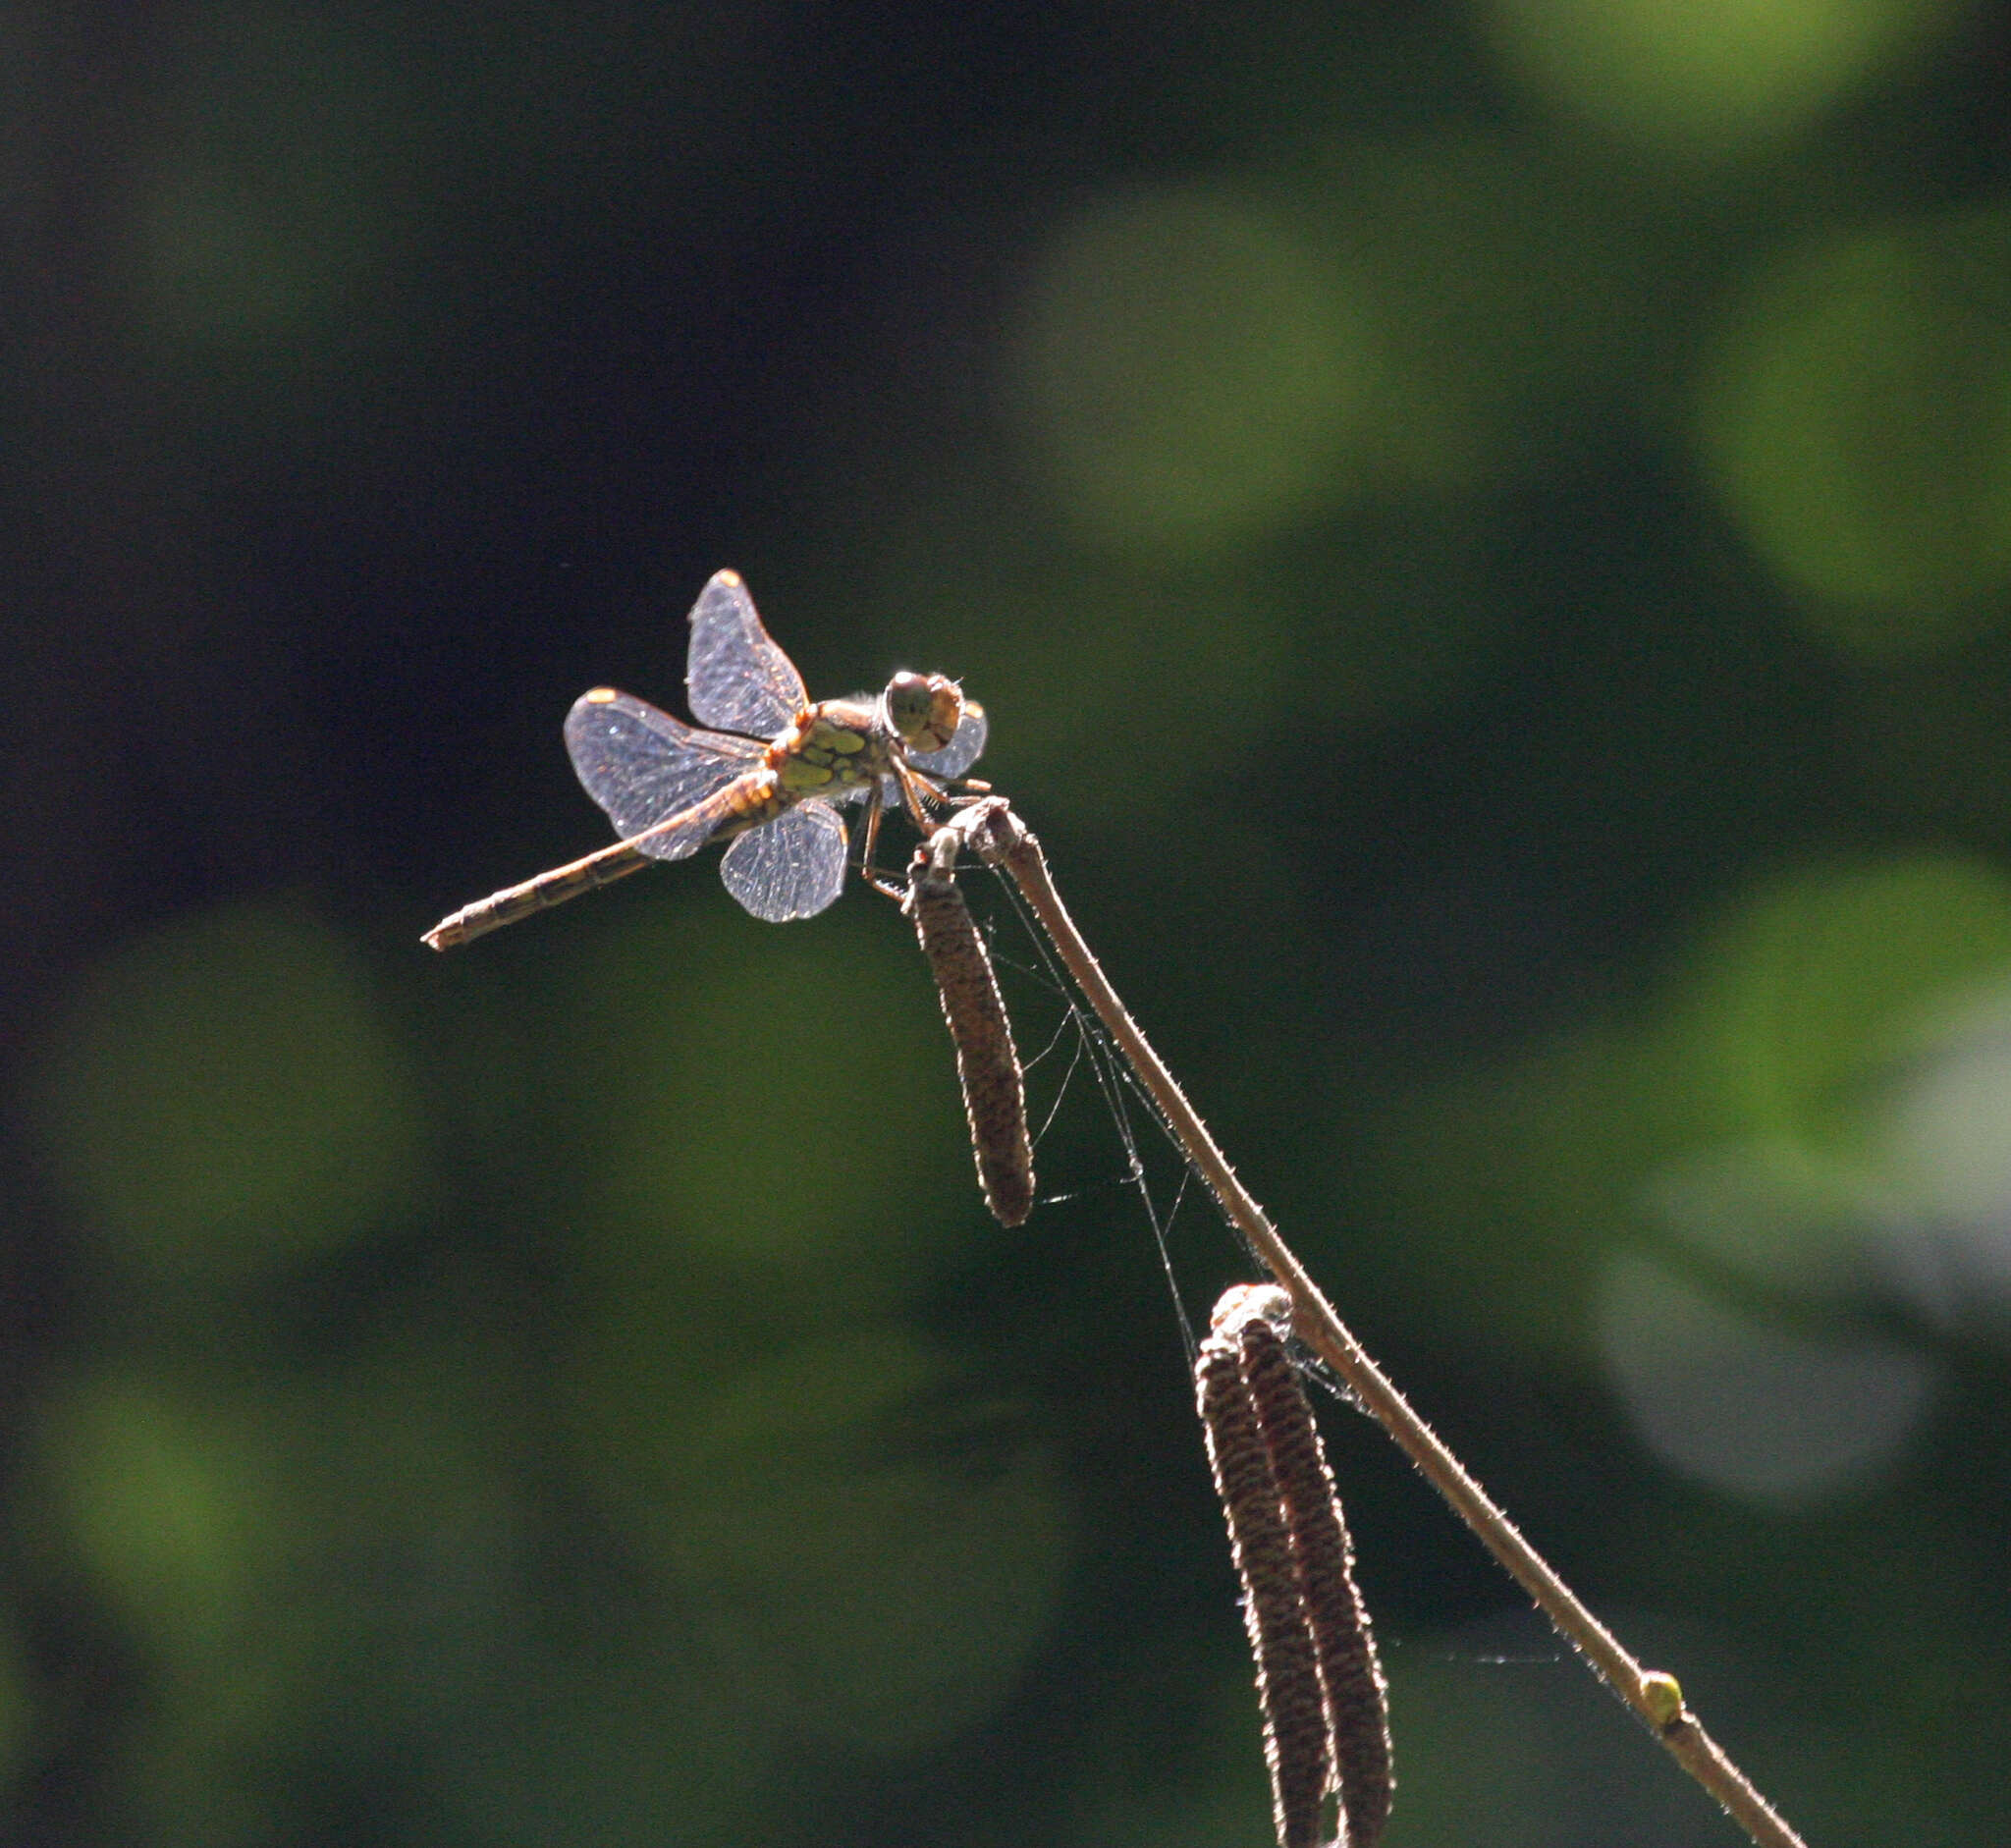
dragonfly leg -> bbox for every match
[857,790,907,901]
[895,762,949,830]
[910,768,991,810]
[859,764,944,900]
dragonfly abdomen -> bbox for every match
[420,838,656,949]
[692,767,792,844]
[424,771,788,951]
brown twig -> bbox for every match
[924,797,1808,1848]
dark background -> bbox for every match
[8,3,2011,1843]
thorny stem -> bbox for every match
[934,797,1809,1848]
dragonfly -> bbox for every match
[423,570,988,950]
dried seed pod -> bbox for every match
[907,851,1035,1225]
[1196,1314,1332,1848]
[1240,1307,1393,1848]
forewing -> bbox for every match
[908,698,988,780]
[685,570,809,739]
[566,688,761,858]
[718,801,848,921]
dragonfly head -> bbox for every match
[884,671,965,755]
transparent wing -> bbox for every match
[685,570,809,739]
[718,801,848,921]
[908,698,988,780]
[565,688,763,859]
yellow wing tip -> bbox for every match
[714,567,743,588]
[583,686,618,705]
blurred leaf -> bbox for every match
[1483,0,1969,154]
[1006,181,1374,556]
[1665,853,2011,1148]
[572,1323,1073,1756]
[29,902,426,1293]
[552,897,976,1301]
[1595,1245,1935,1504]
[1697,205,2011,652]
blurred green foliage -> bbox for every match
[1698,206,2011,651]
[29,904,426,1295]
[1010,183,1373,554]
[9,2,2011,1844]
[1482,0,1968,154]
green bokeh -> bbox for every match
[573,1324,1074,1757]
[34,1378,281,1648]
[1594,1246,1936,1503]
[1697,204,2011,653]
[28,1375,300,1847]
[29,902,427,1292]
[1299,133,1675,483]
[551,897,976,1291]
[1662,852,2011,1150]
[1006,182,1374,556]
[1484,0,1967,153]
[27,1332,526,1847]
[1358,853,2011,1356]
[132,7,400,353]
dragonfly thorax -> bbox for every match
[883,671,964,755]
[771,699,900,798]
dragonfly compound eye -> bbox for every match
[887,671,964,753]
